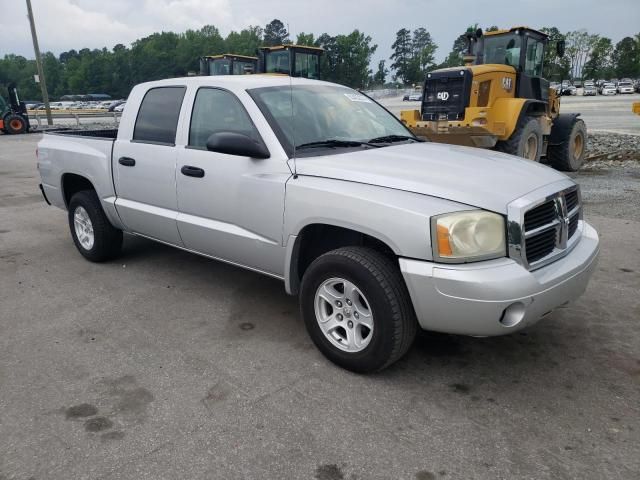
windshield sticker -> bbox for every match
[344,93,372,103]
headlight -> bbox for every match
[431,211,506,263]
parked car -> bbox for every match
[561,84,577,96]
[601,83,617,96]
[408,91,422,101]
[37,76,599,373]
[402,93,410,101]
[113,102,126,112]
[108,100,126,112]
[582,82,596,96]
[617,82,634,94]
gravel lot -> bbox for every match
[1,134,639,480]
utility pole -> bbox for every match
[26,0,52,125]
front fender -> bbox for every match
[284,176,472,261]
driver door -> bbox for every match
[175,87,290,276]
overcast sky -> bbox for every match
[1,0,639,69]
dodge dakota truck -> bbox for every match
[37,76,600,372]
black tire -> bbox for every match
[68,190,122,262]
[547,119,587,172]
[495,116,543,162]
[300,247,417,373]
[4,114,27,134]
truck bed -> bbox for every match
[39,128,118,212]
[45,128,118,139]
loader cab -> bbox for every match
[199,54,258,76]
[480,27,549,101]
[257,45,323,79]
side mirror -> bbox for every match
[205,132,270,159]
[556,40,565,58]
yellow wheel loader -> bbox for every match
[401,27,587,171]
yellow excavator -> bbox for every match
[401,27,587,171]
[200,45,323,79]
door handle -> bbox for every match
[181,165,205,178]
[118,157,136,167]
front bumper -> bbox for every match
[399,222,599,336]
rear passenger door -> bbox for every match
[113,86,186,245]
[175,87,290,276]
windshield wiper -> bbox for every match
[295,139,380,151]
[368,134,422,144]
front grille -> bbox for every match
[526,228,557,263]
[568,215,579,238]
[524,200,556,231]
[565,190,579,213]
[511,186,583,270]
[421,69,472,121]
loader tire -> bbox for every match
[548,118,587,172]
[495,116,543,162]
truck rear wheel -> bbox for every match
[547,118,587,171]
[495,116,542,162]
[299,247,417,373]
[4,114,27,134]
[68,190,123,262]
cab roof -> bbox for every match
[484,26,548,39]
[260,44,324,52]
[135,74,337,92]
[202,54,258,61]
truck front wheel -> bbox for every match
[299,247,417,373]
[68,190,123,262]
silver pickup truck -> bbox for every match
[37,76,599,372]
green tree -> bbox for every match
[390,28,413,84]
[296,32,316,46]
[540,27,570,81]
[412,27,437,78]
[582,37,613,79]
[372,60,387,85]
[263,19,288,46]
[225,26,263,57]
[612,36,640,78]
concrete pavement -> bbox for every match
[1,134,639,479]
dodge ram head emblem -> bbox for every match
[437,91,450,101]
[554,195,570,249]
[502,77,513,92]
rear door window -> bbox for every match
[133,86,186,145]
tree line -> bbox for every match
[1,20,639,101]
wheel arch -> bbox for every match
[61,173,96,209]
[285,223,398,295]
[492,98,547,140]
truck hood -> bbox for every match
[295,142,571,214]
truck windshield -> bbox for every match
[483,33,521,69]
[248,85,415,157]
